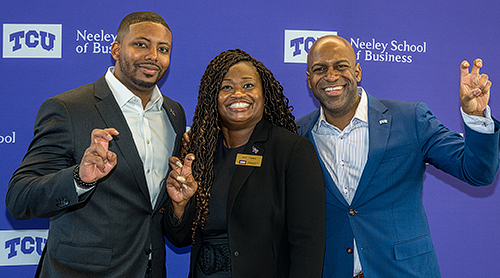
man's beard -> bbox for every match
[119,56,161,89]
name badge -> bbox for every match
[235,154,262,167]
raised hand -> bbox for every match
[78,128,119,184]
[166,154,197,218]
[460,58,492,116]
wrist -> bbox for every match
[73,165,97,189]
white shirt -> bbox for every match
[76,67,175,209]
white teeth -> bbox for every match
[324,86,343,92]
[229,102,250,109]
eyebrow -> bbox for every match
[135,36,171,47]
[223,76,255,81]
[312,59,351,67]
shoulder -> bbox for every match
[369,95,428,116]
[269,124,314,150]
[46,78,103,106]
[296,109,320,136]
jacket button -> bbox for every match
[349,209,356,216]
[346,247,354,254]
[233,251,239,257]
[145,248,152,255]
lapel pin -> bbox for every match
[170,109,176,116]
[379,119,388,124]
[252,146,259,154]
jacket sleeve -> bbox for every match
[418,102,500,185]
[5,97,89,220]
[162,197,196,248]
[286,136,326,278]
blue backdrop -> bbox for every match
[1,0,499,277]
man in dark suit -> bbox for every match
[5,11,186,278]
[296,35,499,277]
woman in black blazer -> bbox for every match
[164,49,326,278]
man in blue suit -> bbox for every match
[296,35,499,278]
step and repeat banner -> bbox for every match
[1,0,499,277]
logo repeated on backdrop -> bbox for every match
[351,37,427,64]
[75,29,116,54]
[284,30,428,64]
[0,230,48,266]
[2,24,62,58]
[284,30,338,63]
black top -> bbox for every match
[195,138,245,278]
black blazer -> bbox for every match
[166,119,326,278]
[6,75,186,278]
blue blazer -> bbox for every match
[297,93,500,278]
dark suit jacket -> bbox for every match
[165,119,326,278]
[297,92,500,278]
[6,75,186,278]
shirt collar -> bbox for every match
[104,67,163,110]
[314,87,368,134]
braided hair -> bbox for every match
[188,49,297,241]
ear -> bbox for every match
[355,63,362,82]
[306,71,312,89]
[110,41,120,62]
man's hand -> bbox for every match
[79,128,119,184]
[166,154,197,218]
[460,58,492,116]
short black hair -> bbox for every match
[116,11,171,42]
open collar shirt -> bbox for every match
[104,67,175,209]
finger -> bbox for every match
[91,128,119,144]
[483,80,492,94]
[182,176,198,195]
[168,156,183,170]
[85,143,108,162]
[460,60,470,79]
[166,176,182,191]
[477,73,490,90]
[183,153,196,169]
[169,169,188,190]
[470,58,483,76]
[105,151,118,167]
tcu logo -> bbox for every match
[5,236,46,259]
[0,230,48,266]
[284,30,338,64]
[9,30,56,52]
[3,24,62,58]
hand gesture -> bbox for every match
[460,58,492,116]
[166,154,197,218]
[78,128,119,184]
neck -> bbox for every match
[325,112,354,131]
[220,125,256,148]
[134,91,153,109]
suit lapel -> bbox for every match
[93,76,151,205]
[351,95,391,205]
[307,128,350,207]
[226,119,269,220]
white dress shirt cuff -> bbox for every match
[461,106,494,134]
[75,180,94,196]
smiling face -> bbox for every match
[111,21,172,95]
[217,61,265,131]
[307,36,362,124]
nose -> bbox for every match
[324,67,339,82]
[233,86,245,96]
[145,47,158,61]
